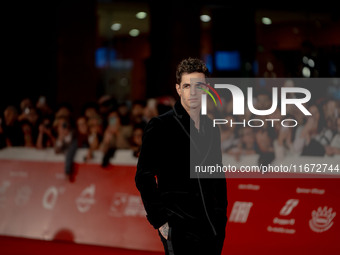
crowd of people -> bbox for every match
[1,86,340,174]
[0,95,174,175]
[214,84,340,166]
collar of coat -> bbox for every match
[173,99,208,134]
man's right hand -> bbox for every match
[159,222,169,240]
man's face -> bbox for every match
[176,72,207,113]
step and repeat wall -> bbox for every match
[0,148,339,254]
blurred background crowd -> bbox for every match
[0,94,175,163]
[2,0,340,168]
[1,87,339,169]
[212,83,340,166]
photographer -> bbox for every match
[54,116,74,154]
[36,117,56,149]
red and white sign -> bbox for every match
[0,148,339,254]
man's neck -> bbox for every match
[182,103,201,130]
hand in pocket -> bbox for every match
[159,222,169,240]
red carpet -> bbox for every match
[0,236,164,255]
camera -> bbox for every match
[24,107,30,114]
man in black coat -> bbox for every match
[135,57,227,255]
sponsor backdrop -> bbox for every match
[0,148,339,254]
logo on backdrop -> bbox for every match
[43,186,60,210]
[280,199,299,216]
[267,199,298,235]
[76,184,96,213]
[108,192,146,217]
[42,186,66,210]
[309,206,336,233]
[0,181,11,209]
[15,185,32,207]
[229,201,253,223]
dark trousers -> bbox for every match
[158,224,225,255]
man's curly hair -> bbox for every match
[176,57,210,85]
